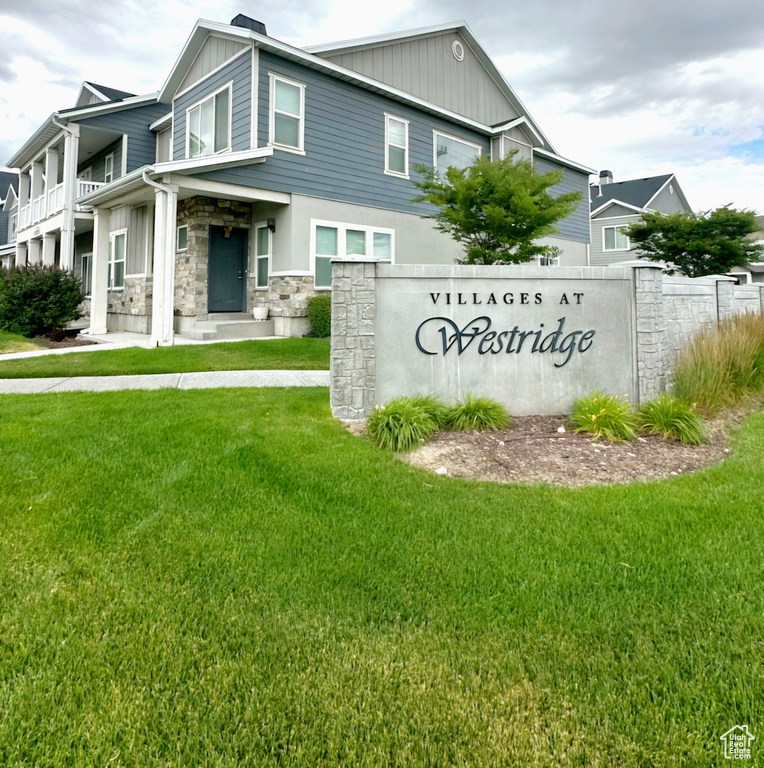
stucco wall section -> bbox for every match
[330,259,377,419]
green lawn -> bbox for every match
[0,337,330,377]
[1,388,762,766]
[0,329,45,355]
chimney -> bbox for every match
[599,170,613,185]
[230,14,267,35]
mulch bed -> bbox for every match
[398,414,734,487]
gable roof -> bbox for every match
[75,82,136,109]
[590,174,673,212]
[86,82,136,102]
[158,18,557,152]
[306,22,553,151]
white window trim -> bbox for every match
[310,218,395,290]
[177,224,188,252]
[268,73,306,155]
[81,251,93,297]
[108,229,127,290]
[185,82,233,159]
[104,153,114,184]
[432,130,482,173]
[251,221,272,289]
[602,225,631,252]
[79,167,92,181]
[384,113,409,179]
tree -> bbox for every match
[411,151,582,265]
[625,206,764,278]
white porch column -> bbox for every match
[30,162,44,202]
[42,234,57,266]
[150,185,178,346]
[28,238,42,264]
[15,241,28,267]
[60,127,79,270]
[44,149,59,195]
[89,207,110,335]
[19,171,30,211]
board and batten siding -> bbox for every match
[179,35,250,94]
[173,49,252,160]
[77,103,170,173]
[196,51,490,216]
[650,182,690,214]
[533,155,590,243]
[318,32,518,127]
[589,213,640,266]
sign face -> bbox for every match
[375,275,635,415]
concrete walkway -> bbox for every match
[0,369,329,394]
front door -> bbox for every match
[208,225,247,312]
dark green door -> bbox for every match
[208,226,247,312]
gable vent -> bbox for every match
[231,14,267,35]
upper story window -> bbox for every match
[104,153,114,184]
[311,220,394,289]
[385,114,409,178]
[187,84,231,158]
[433,131,481,177]
[9,213,17,242]
[269,74,305,153]
[603,225,630,251]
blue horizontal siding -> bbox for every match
[0,210,8,245]
[534,156,590,243]
[77,103,170,172]
[173,51,252,160]
[77,138,121,182]
[196,51,491,216]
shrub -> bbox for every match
[365,396,441,452]
[306,294,331,338]
[673,311,764,413]
[636,393,707,445]
[0,266,83,337]
[570,391,637,442]
[444,394,511,431]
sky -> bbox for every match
[1,0,763,212]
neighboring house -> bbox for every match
[0,171,19,269]
[729,214,764,284]
[6,15,593,344]
[589,170,691,266]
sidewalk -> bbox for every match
[0,369,329,394]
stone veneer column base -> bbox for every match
[330,258,377,419]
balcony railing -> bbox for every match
[77,180,106,198]
[16,179,108,229]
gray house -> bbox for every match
[589,170,691,266]
[7,16,593,344]
[0,171,19,268]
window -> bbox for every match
[253,222,271,289]
[187,85,231,158]
[9,213,17,242]
[537,255,558,267]
[603,225,630,251]
[311,220,394,289]
[385,115,409,177]
[104,153,114,184]
[81,252,92,296]
[269,74,305,152]
[79,167,92,181]
[433,131,481,177]
[177,225,188,251]
[108,230,126,289]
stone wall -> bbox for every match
[106,277,153,333]
[175,197,253,319]
[330,261,764,419]
[330,259,377,419]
